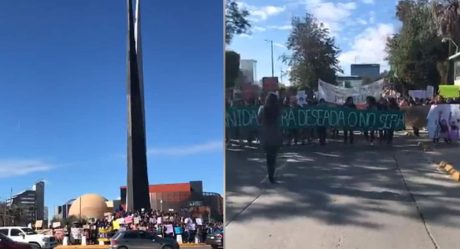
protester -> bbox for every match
[377,98,389,143]
[342,97,356,144]
[316,99,327,145]
[258,92,282,184]
[387,98,400,144]
[364,96,378,145]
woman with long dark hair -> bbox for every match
[343,97,356,144]
[258,93,282,184]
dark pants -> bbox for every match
[343,129,353,143]
[317,127,326,145]
[413,127,420,137]
[379,130,385,143]
[189,230,196,243]
[387,130,394,144]
[265,145,279,181]
[364,130,375,142]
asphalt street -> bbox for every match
[225,136,460,249]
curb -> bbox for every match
[438,161,460,181]
[56,243,207,249]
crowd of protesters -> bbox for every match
[56,209,222,245]
[226,90,460,146]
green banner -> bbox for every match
[226,106,405,130]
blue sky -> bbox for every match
[0,0,223,219]
[229,0,401,84]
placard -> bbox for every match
[426,85,434,98]
[262,77,279,92]
[297,90,306,106]
[196,218,203,226]
[427,104,460,139]
[35,220,43,228]
[52,222,61,228]
[318,79,384,104]
[439,85,460,98]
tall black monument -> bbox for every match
[126,0,150,211]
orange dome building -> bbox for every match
[68,193,109,219]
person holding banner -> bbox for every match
[364,96,378,145]
[317,99,328,145]
[342,97,356,144]
[258,92,282,184]
[387,98,400,144]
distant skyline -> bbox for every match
[0,0,223,220]
[229,0,400,85]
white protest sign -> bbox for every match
[196,218,203,226]
[297,90,306,106]
[427,85,434,98]
[52,222,61,228]
[427,104,460,139]
[409,90,427,100]
[157,217,162,224]
[318,79,384,104]
[134,217,140,225]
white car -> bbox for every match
[0,227,57,249]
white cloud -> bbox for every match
[338,23,395,74]
[253,26,267,32]
[239,2,286,22]
[303,0,358,36]
[148,141,222,156]
[356,18,368,25]
[274,42,287,49]
[361,0,375,4]
[0,160,53,178]
[369,11,375,24]
[268,25,292,30]
[238,33,253,39]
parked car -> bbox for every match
[110,230,179,249]
[0,227,56,249]
[0,232,32,249]
[205,228,223,249]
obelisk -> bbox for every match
[126,0,150,212]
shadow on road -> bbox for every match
[226,136,460,230]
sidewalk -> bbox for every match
[396,144,460,249]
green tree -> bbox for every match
[282,13,342,89]
[225,51,241,90]
[386,0,449,93]
[225,0,251,44]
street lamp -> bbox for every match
[442,37,459,54]
[265,39,274,77]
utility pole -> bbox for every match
[265,39,274,77]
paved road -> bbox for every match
[226,137,460,249]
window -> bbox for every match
[123,232,139,239]
[139,232,154,240]
[0,229,8,236]
[10,229,22,236]
[22,228,36,235]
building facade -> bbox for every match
[55,199,75,220]
[240,59,257,84]
[120,181,223,222]
[351,64,380,81]
[6,181,45,226]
